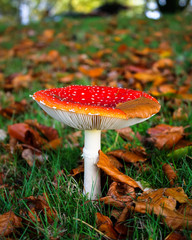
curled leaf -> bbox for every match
[97,151,140,189]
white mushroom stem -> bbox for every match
[83,129,101,200]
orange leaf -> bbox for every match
[97,151,140,188]
[96,212,118,240]
[78,66,104,78]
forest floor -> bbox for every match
[0,12,192,239]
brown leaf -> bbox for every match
[69,163,84,177]
[107,149,147,164]
[107,182,136,203]
[162,163,177,186]
[99,196,126,208]
[114,205,130,236]
[24,193,57,224]
[173,108,188,120]
[164,188,188,203]
[66,130,82,147]
[0,100,27,119]
[137,188,177,211]
[96,212,118,240]
[133,72,165,85]
[42,138,62,150]
[0,211,22,236]
[116,97,161,119]
[25,119,59,141]
[178,202,192,216]
[133,201,192,230]
[152,58,174,70]
[147,124,184,149]
[149,84,177,96]
[116,127,134,141]
[107,155,123,170]
[12,74,32,90]
[165,232,186,240]
[22,148,47,166]
[8,123,47,149]
[97,151,140,189]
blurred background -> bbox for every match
[0,0,192,25]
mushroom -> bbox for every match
[32,85,161,199]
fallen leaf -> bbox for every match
[23,193,57,224]
[152,58,174,71]
[8,123,47,149]
[25,119,59,141]
[133,201,192,230]
[116,127,134,141]
[173,108,188,120]
[97,151,140,188]
[165,231,186,240]
[0,211,22,236]
[162,163,177,186]
[147,124,184,149]
[107,149,147,164]
[0,100,27,119]
[96,212,118,240]
[107,181,135,203]
[69,163,84,177]
[114,204,130,236]
[22,148,47,166]
[42,138,62,150]
[78,66,104,78]
[149,84,177,96]
[107,155,123,170]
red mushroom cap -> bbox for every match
[32,85,160,130]
[33,85,159,119]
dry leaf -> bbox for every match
[25,119,59,141]
[22,148,47,166]
[8,123,47,149]
[114,205,130,236]
[0,100,27,119]
[107,155,123,170]
[165,232,186,240]
[162,163,177,186]
[96,212,118,240]
[97,151,140,188]
[116,127,134,141]
[78,66,104,78]
[24,194,57,224]
[107,182,136,203]
[69,163,84,177]
[116,97,161,119]
[107,149,147,163]
[147,124,184,149]
[133,201,192,230]
[0,211,22,236]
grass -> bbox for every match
[0,12,192,239]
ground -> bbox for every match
[0,12,192,239]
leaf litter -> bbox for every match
[0,13,191,239]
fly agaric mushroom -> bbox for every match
[32,85,160,199]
